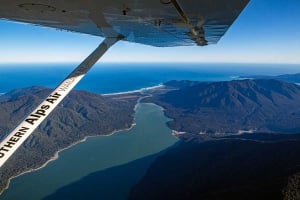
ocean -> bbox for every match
[1,62,299,94]
[0,62,299,199]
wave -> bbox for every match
[102,83,164,96]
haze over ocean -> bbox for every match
[1,63,300,94]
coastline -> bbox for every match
[1,113,138,196]
[0,83,164,195]
[1,119,138,196]
[102,83,164,96]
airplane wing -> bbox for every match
[0,0,250,168]
[0,0,249,47]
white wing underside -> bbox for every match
[0,0,250,168]
[0,0,249,47]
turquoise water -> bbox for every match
[0,103,178,200]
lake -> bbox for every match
[0,103,178,200]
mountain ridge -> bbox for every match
[240,73,300,83]
[144,79,300,134]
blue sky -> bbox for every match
[0,0,300,64]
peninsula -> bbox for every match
[143,79,300,135]
[0,86,143,193]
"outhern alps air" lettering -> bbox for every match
[0,37,119,167]
[0,127,29,158]
[25,92,61,126]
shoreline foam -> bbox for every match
[102,83,164,96]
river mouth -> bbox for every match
[0,103,178,200]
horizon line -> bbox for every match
[0,61,299,65]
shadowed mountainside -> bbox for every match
[133,79,300,200]
[129,133,300,200]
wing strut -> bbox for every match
[0,36,121,168]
